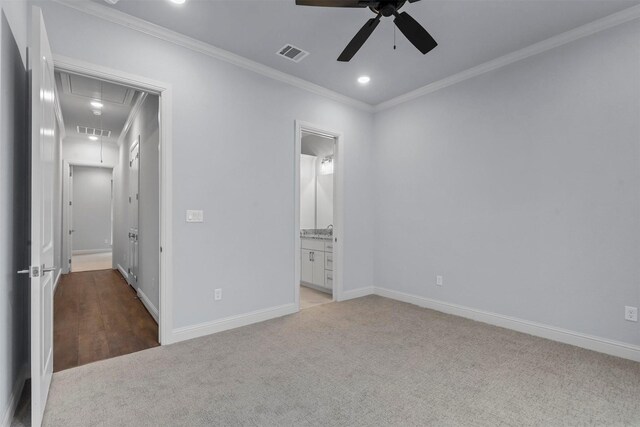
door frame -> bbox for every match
[53,55,174,344]
[294,120,344,307]
[62,162,115,275]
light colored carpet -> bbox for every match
[300,285,332,309]
[38,296,640,426]
[71,252,112,272]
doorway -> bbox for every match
[295,122,343,310]
[68,165,114,272]
[54,69,161,371]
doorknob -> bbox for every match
[17,269,29,274]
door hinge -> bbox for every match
[160,246,163,253]
[129,196,132,203]
[69,201,72,206]
[136,194,139,201]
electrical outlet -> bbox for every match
[214,288,222,301]
[625,306,638,322]
[436,275,443,287]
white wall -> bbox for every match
[0,0,29,423]
[71,166,113,253]
[113,94,160,315]
[36,1,374,331]
[300,154,316,230]
[62,137,119,165]
[373,20,640,346]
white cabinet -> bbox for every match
[301,249,314,284]
[301,238,332,293]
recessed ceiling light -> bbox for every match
[170,0,186,4]
[90,100,103,108]
[92,110,102,116]
[357,75,370,85]
[89,136,98,141]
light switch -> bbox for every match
[186,210,204,223]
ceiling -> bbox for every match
[302,133,334,157]
[56,71,142,144]
[91,0,639,105]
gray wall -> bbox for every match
[71,166,113,253]
[114,94,160,314]
[373,20,640,346]
[39,1,375,330]
[0,0,29,422]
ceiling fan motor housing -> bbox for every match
[370,1,406,17]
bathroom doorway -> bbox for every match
[295,122,342,310]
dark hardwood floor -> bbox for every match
[54,269,159,372]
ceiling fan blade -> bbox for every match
[338,16,381,62]
[393,11,437,54]
[295,0,366,7]
[407,0,422,3]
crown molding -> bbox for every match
[52,1,640,114]
[375,4,640,112]
[117,91,147,146]
[51,0,374,113]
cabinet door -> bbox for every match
[312,251,326,288]
[301,249,313,284]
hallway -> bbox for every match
[54,270,159,372]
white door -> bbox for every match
[29,7,56,426]
[128,139,140,286]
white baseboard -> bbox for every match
[339,286,375,301]
[53,269,62,294]
[116,264,128,280]
[172,303,298,343]
[1,364,28,427]
[374,287,640,362]
[72,249,111,255]
[137,288,159,323]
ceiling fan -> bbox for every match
[295,0,437,62]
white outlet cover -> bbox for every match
[186,210,204,223]
[436,275,443,286]
[625,306,638,322]
[214,289,222,301]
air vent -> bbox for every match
[277,44,309,63]
[77,126,111,138]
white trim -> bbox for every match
[53,269,62,295]
[117,263,128,280]
[339,286,375,301]
[172,303,298,343]
[374,287,640,363]
[71,248,111,255]
[137,288,159,323]
[376,4,640,111]
[54,55,174,346]
[51,0,373,113]
[294,121,344,307]
[1,364,28,427]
